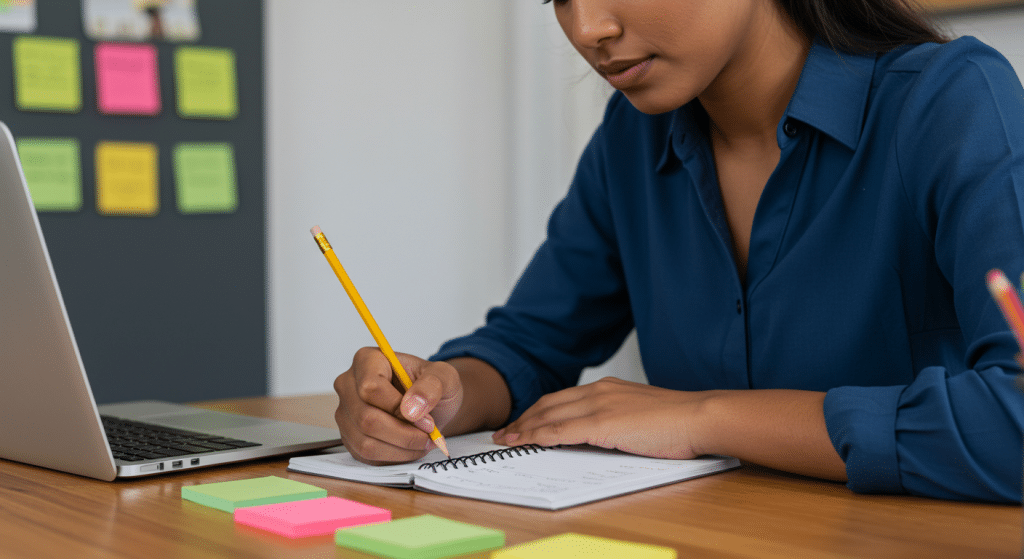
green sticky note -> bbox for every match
[181,476,327,513]
[175,46,237,119]
[13,36,81,112]
[174,142,237,213]
[335,514,504,559]
[16,138,81,212]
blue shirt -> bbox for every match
[432,37,1024,503]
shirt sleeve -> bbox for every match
[824,38,1024,503]
[431,95,636,422]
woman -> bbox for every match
[333,0,1024,502]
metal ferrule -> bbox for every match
[313,232,332,254]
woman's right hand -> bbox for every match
[333,346,464,465]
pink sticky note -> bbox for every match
[95,42,161,115]
[234,496,391,538]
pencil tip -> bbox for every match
[435,437,450,458]
[310,225,321,237]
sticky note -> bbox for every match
[95,42,160,115]
[234,496,390,538]
[491,533,677,558]
[175,46,237,119]
[13,35,81,112]
[181,476,327,513]
[335,514,504,559]
[16,138,81,212]
[95,141,159,216]
[173,142,237,213]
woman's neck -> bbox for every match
[698,7,811,151]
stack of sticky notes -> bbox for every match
[491,533,676,558]
[235,496,390,538]
[183,478,505,557]
[181,477,674,558]
[334,514,505,559]
[181,476,326,513]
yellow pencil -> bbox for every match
[310,225,450,458]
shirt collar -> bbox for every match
[657,41,875,172]
[785,41,876,151]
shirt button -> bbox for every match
[783,119,799,137]
[736,299,742,314]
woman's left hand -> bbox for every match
[492,377,712,459]
[494,378,848,481]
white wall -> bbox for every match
[266,3,1024,397]
[266,3,517,395]
[503,5,635,385]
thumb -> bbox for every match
[397,369,450,433]
[394,357,462,433]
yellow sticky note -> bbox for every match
[95,141,159,216]
[13,35,81,113]
[491,533,676,559]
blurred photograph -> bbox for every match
[83,0,199,42]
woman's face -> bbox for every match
[552,0,774,114]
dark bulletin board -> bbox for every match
[0,0,266,404]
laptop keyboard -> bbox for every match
[101,415,261,462]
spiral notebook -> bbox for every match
[288,431,740,510]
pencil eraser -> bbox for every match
[181,475,327,513]
[234,496,391,538]
[335,514,504,559]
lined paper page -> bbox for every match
[413,446,739,509]
[288,431,506,485]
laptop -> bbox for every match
[0,122,342,480]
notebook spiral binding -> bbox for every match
[417,444,549,473]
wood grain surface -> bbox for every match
[0,393,1018,558]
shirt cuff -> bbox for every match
[430,339,546,423]
[823,384,906,494]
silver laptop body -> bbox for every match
[0,122,341,480]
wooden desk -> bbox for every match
[0,394,1019,558]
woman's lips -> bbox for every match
[598,56,654,89]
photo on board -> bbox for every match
[83,0,200,42]
[0,0,36,33]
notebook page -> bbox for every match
[413,445,740,509]
[288,431,505,486]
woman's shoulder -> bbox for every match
[871,35,1023,135]
[878,36,1016,81]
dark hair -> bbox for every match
[777,0,950,53]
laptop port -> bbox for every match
[171,460,183,469]
[191,458,200,466]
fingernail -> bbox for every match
[414,416,435,434]
[403,395,426,419]
[425,439,435,450]
[504,432,520,444]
